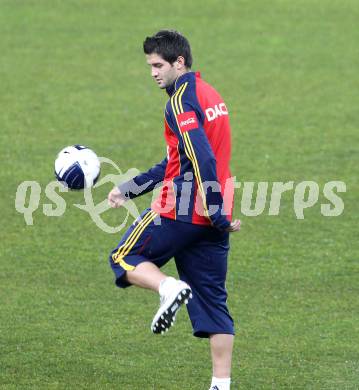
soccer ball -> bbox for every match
[54,145,101,189]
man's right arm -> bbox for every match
[117,157,168,199]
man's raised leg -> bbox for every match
[125,261,167,291]
[125,261,192,334]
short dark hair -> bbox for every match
[143,30,193,68]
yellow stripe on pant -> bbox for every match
[112,210,157,270]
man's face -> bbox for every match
[146,53,179,89]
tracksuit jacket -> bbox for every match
[118,71,234,230]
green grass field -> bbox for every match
[1,0,358,389]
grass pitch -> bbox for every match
[1,0,358,389]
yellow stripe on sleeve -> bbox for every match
[170,83,194,168]
[182,132,210,219]
[177,82,187,113]
[171,83,186,117]
[172,82,210,220]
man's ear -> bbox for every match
[175,56,186,69]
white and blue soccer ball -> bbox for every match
[54,145,101,190]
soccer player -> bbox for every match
[108,30,240,390]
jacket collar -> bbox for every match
[166,71,200,96]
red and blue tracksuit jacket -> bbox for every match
[118,71,234,230]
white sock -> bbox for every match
[158,276,177,296]
[210,376,231,390]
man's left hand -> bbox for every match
[226,219,241,232]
